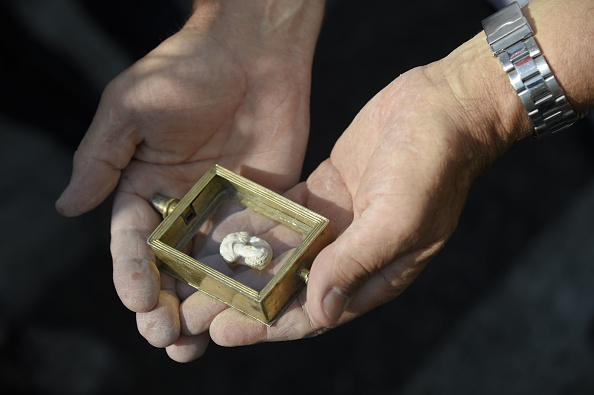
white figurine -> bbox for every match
[219,231,273,270]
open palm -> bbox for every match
[56,23,315,360]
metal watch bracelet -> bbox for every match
[482,1,582,139]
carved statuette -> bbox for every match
[219,231,273,270]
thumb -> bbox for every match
[55,103,139,216]
[306,210,400,327]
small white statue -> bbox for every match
[219,231,273,270]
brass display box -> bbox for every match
[147,165,331,325]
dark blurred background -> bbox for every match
[2,0,594,394]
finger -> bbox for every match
[136,273,181,348]
[345,246,438,315]
[176,281,198,301]
[186,165,354,345]
[306,208,407,328]
[111,192,161,312]
[179,290,228,336]
[177,250,291,336]
[209,235,416,347]
[208,163,356,341]
[209,243,418,347]
[209,292,319,346]
[165,333,210,363]
[56,89,140,216]
[209,309,268,346]
[178,248,290,335]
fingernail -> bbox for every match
[323,287,350,324]
[55,193,73,217]
[55,195,67,216]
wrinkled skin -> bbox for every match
[57,25,520,362]
[179,63,508,354]
[57,0,594,363]
[56,17,317,361]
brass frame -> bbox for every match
[147,165,331,325]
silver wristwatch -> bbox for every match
[482,1,582,139]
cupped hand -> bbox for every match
[56,1,324,362]
[183,33,530,350]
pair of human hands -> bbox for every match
[56,2,522,362]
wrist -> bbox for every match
[424,32,532,172]
[185,0,325,63]
[424,0,593,172]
